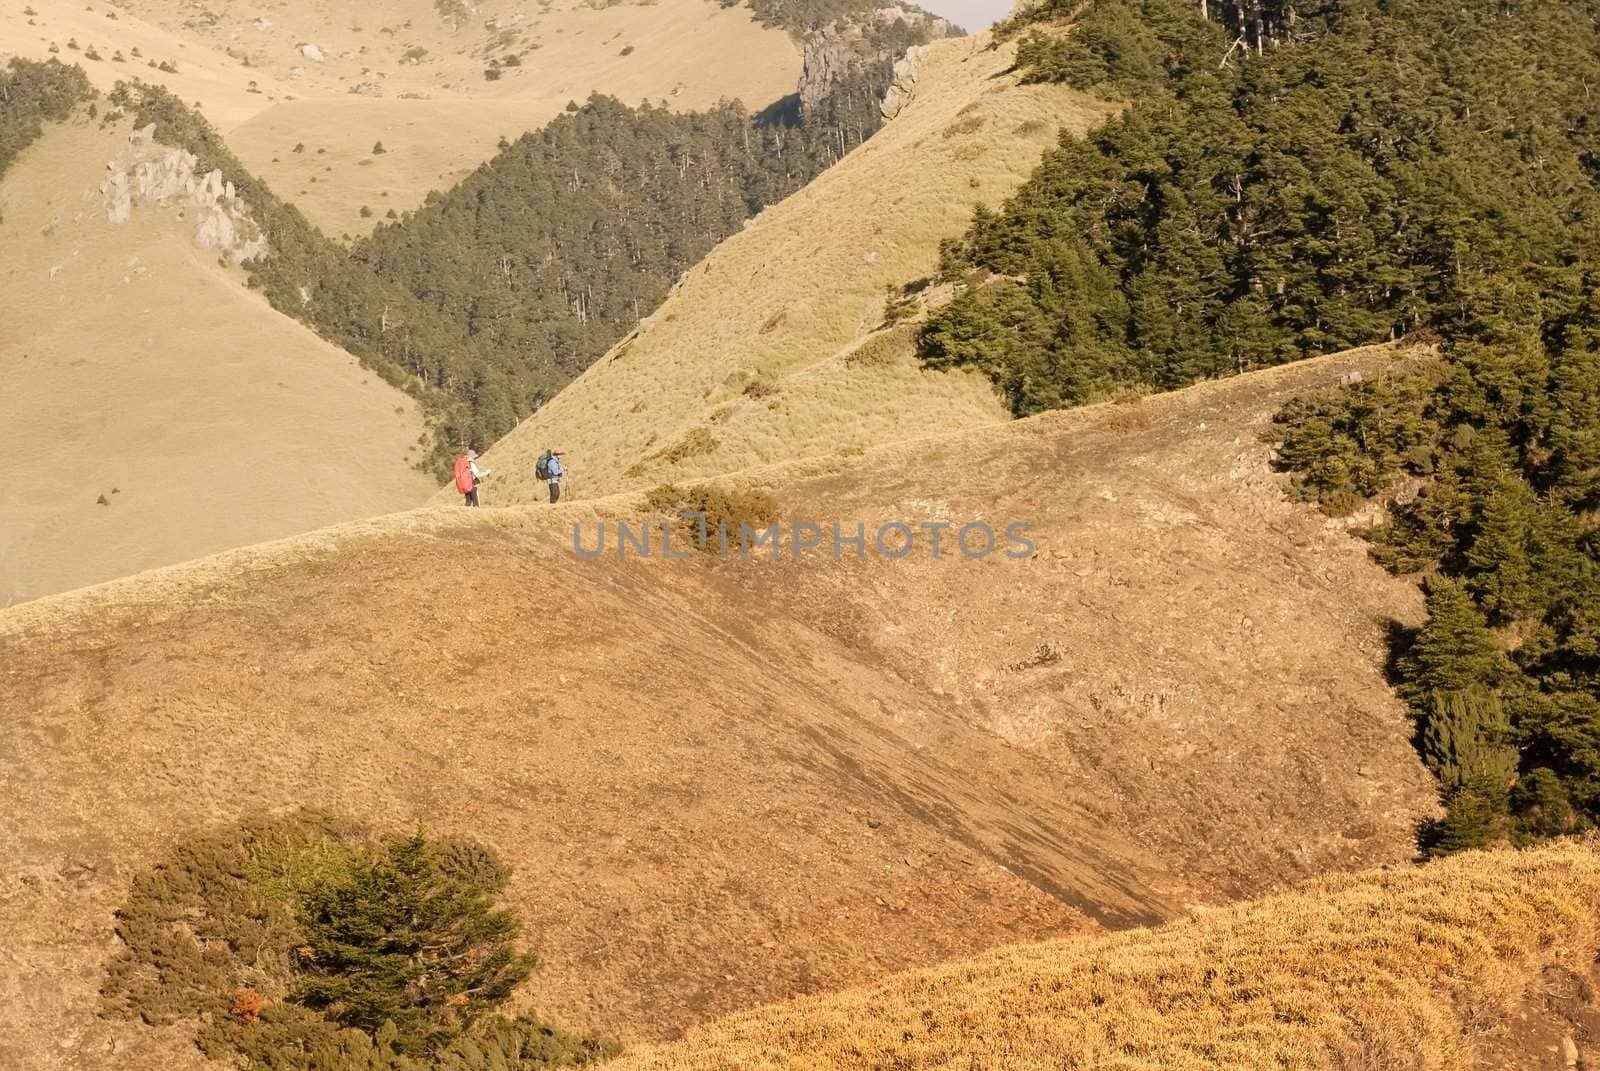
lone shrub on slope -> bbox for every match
[103,811,612,1069]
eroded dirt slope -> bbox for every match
[0,347,1435,1069]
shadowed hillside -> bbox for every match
[0,347,1434,1069]
[610,843,1600,1070]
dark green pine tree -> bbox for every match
[1398,576,1511,703]
[1463,475,1543,623]
[1398,576,1518,796]
[294,834,534,1054]
[1421,774,1509,857]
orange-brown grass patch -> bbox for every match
[613,844,1600,1070]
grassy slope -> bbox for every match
[0,348,1433,1067]
[0,117,436,604]
[612,842,1600,1070]
[467,29,1122,506]
[0,0,282,128]
[0,0,802,238]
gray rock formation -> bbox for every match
[98,127,268,264]
[798,24,866,117]
[880,44,930,119]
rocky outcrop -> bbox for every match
[798,24,866,117]
[98,124,268,264]
[880,44,930,119]
[800,8,951,124]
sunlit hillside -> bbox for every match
[0,0,802,236]
[469,28,1121,505]
[0,116,435,603]
[0,347,1435,1068]
[612,843,1600,1070]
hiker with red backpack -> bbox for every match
[453,449,490,507]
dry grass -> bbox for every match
[612,843,1600,1070]
[219,0,800,237]
[0,0,282,129]
[0,346,1440,1070]
[0,118,434,604]
[1,0,801,237]
[470,31,1122,506]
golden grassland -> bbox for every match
[1,0,801,237]
[0,117,435,603]
[220,0,803,238]
[2,0,800,237]
[612,843,1600,1070]
[469,29,1122,506]
[0,349,1440,1064]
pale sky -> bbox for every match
[918,0,1015,31]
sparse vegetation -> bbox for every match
[742,377,778,400]
[878,283,918,328]
[642,482,781,550]
[653,427,720,465]
[434,0,471,31]
[0,60,94,221]
[103,812,614,1070]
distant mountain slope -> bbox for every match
[1,347,1433,1067]
[611,843,1600,1070]
[0,117,434,603]
[1,0,806,237]
[468,29,1120,505]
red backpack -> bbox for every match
[453,457,475,495]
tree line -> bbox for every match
[917,0,1600,850]
[104,0,943,474]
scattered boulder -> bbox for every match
[300,43,325,62]
[194,207,237,251]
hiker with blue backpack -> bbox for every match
[536,449,566,503]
